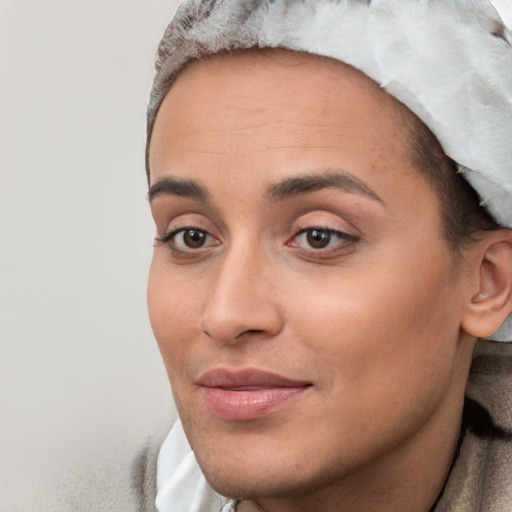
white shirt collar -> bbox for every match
[156,419,227,512]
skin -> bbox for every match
[147,50,489,512]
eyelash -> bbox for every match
[155,227,218,255]
[155,225,358,259]
[288,227,358,254]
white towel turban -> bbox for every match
[146,0,512,341]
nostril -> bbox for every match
[242,329,265,336]
[202,329,213,339]
[202,327,269,344]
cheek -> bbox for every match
[271,260,460,470]
[147,255,203,371]
[281,245,460,399]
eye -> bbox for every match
[290,227,356,252]
[304,229,335,249]
[156,227,219,254]
[175,228,210,249]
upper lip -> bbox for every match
[196,368,312,389]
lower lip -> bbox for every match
[202,386,309,421]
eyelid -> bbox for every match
[290,226,356,244]
[293,226,353,239]
[152,206,223,237]
[286,213,360,258]
[154,227,221,262]
[153,210,222,259]
[155,211,218,240]
[155,226,219,245]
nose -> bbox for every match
[200,245,283,345]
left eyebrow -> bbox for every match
[147,176,210,203]
[266,169,384,204]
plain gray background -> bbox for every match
[1,0,511,509]
[0,0,181,506]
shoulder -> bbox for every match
[132,423,169,512]
[436,342,512,512]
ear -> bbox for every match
[461,229,512,338]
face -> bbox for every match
[148,50,474,501]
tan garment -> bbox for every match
[436,342,512,511]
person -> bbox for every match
[142,1,512,511]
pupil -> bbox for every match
[307,229,330,248]
[184,229,206,248]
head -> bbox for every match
[147,48,512,506]
[146,1,512,509]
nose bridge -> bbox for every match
[201,238,281,344]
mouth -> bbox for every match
[196,368,312,421]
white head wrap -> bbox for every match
[147,0,512,341]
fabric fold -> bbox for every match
[156,420,226,512]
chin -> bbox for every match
[192,435,335,501]
[194,440,281,496]
[200,462,313,502]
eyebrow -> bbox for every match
[266,169,383,204]
[148,169,383,205]
[147,177,210,203]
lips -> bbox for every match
[197,368,312,421]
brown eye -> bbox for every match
[182,229,207,248]
[167,227,220,253]
[289,227,356,254]
[307,229,332,249]
[155,225,220,256]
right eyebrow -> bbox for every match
[147,176,210,203]
[266,169,384,204]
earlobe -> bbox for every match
[461,230,512,338]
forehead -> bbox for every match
[149,48,416,178]
[147,48,444,237]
